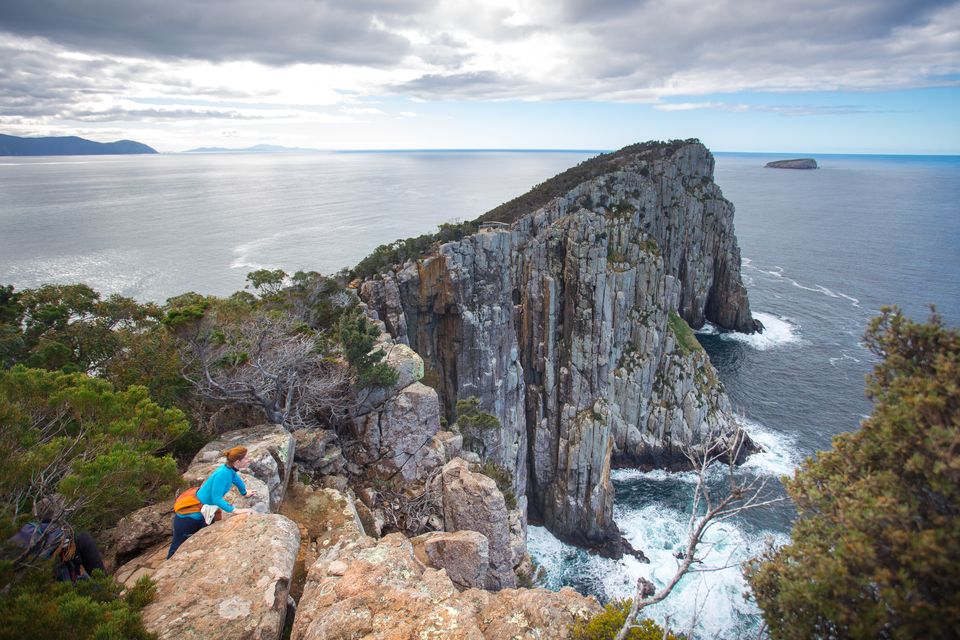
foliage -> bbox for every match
[455,397,501,456]
[571,600,682,640]
[0,569,156,640]
[337,308,398,389]
[245,268,288,298]
[351,220,478,280]
[746,307,960,639]
[667,311,701,355]
[0,366,185,579]
[0,283,163,373]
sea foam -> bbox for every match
[719,311,801,351]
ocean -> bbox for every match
[2,150,958,637]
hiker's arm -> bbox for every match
[233,473,247,496]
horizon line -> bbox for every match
[169,148,960,157]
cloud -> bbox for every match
[0,0,423,67]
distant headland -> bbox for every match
[765,158,818,169]
[0,134,157,156]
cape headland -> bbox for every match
[358,139,762,553]
[0,133,157,156]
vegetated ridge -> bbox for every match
[0,133,157,156]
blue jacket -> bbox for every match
[178,464,247,520]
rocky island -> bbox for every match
[764,158,818,169]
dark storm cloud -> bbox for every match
[0,0,426,66]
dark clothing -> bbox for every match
[54,531,105,583]
[167,514,207,558]
[9,522,105,583]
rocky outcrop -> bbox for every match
[129,514,299,640]
[293,428,348,477]
[412,530,490,590]
[435,458,516,589]
[292,529,600,640]
[765,158,817,169]
[100,501,173,572]
[191,424,295,511]
[359,141,758,549]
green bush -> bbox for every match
[0,366,186,545]
[455,397,501,455]
[667,311,701,355]
[570,600,682,640]
[0,570,156,640]
[337,308,398,389]
[746,308,960,639]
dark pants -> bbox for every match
[167,515,207,558]
[55,531,105,582]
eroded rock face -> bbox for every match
[293,429,347,477]
[191,424,295,511]
[291,531,600,640]
[131,514,299,640]
[360,141,757,547]
[351,381,445,483]
[437,458,516,590]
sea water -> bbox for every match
[2,150,958,637]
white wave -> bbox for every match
[695,321,720,336]
[738,419,802,478]
[528,501,788,639]
[719,311,801,351]
[743,259,860,308]
[612,468,701,484]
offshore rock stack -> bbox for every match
[360,140,760,551]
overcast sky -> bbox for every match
[1,0,958,153]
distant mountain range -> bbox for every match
[0,134,157,156]
[183,144,322,154]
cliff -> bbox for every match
[359,140,759,549]
[0,133,157,156]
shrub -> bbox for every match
[337,308,398,389]
[455,397,500,455]
[0,570,156,640]
[667,311,701,355]
[570,600,682,640]
[746,307,960,639]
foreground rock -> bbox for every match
[190,424,295,510]
[412,530,489,590]
[130,514,299,640]
[292,531,600,640]
[765,158,817,169]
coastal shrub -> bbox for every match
[0,366,187,544]
[570,600,682,640]
[337,308,398,389]
[667,311,701,355]
[746,307,960,639]
[0,570,156,640]
[455,396,500,455]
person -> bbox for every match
[8,495,106,583]
[167,445,254,558]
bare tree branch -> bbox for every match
[614,429,786,640]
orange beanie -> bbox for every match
[223,446,248,465]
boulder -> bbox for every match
[127,514,300,640]
[411,530,490,590]
[100,501,173,572]
[190,424,295,511]
[354,341,425,413]
[438,458,516,589]
[352,382,443,483]
[291,532,600,640]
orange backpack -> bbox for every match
[173,487,202,515]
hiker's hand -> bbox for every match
[244,490,255,498]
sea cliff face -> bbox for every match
[360,141,757,548]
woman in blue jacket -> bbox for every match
[167,446,254,558]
